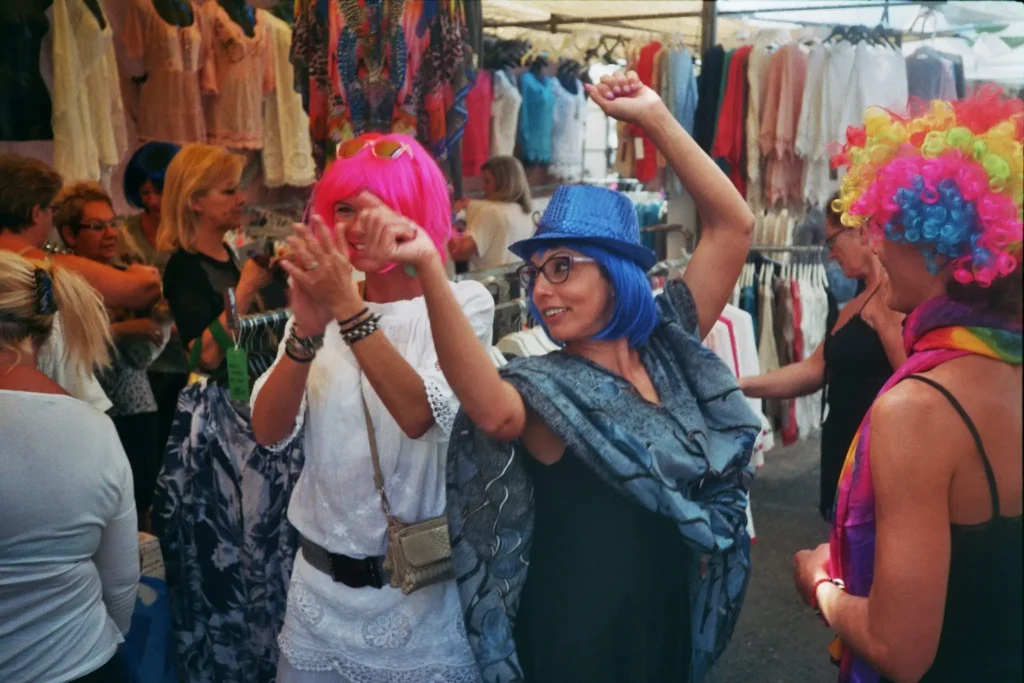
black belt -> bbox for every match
[299,534,388,589]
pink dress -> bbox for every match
[122,0,207,145]
[199,4,275,150]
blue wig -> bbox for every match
[123,142,181,210]
[524,242,658,348]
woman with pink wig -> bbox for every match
[793,88,1022,682]
[250,133,491,683]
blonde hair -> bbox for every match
[481,156,532,214]
[0,251,111,375]
[53,181,114,243]
[157,143,244,253]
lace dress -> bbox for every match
[250,281,493,683]
[199,4,275,150]
[122,0,207,145]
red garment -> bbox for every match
[462,70,493,177]
[782,277,803,446]
[711,45,753,196]
[632,41,662,183]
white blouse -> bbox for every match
[250,280,493,683]
[490,71,521,158]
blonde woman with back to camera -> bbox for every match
[0,252,139,683]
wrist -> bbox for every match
[412,250,443,275]
[638,104,674,136]
[331,299,366,323]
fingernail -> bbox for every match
[607,93,616,100]
[613,86,622,94]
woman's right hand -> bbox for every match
[280,217,365,324]
[585,70,668,129]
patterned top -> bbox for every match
[447,279,761,683]
[152,381,305,683]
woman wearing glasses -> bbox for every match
[353,72,758,682]
[53,181,165,525]
[740,193,905,520]
[250,134,491,683]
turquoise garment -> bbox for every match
[517,72,556,164]
[446,280,759,682]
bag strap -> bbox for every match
[361,389,394,519]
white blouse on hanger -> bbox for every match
[491,70,521,158]
[549,78,586,181]
[51,0,128,182]
[251,281,492,683]
[839,42,909,145]
[262,12,316,188]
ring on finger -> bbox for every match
[306,261,320,271]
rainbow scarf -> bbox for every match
[827,295,1022,683]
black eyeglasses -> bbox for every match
[78,218,125,232]
[516,255,596,290]
[825,228,855,250]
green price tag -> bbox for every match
[226,347,250,403]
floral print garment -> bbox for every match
[152,381,304,683]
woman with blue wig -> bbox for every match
[118,142,180,270]
[353,70,758,682]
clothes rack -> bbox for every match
[751,245,826,253]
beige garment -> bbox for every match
[51,0,129,182]
[759,44,808,206]
[200,4,276,149]
[122,0,207,145]
[745,30,791,209]
[262,13,316,188]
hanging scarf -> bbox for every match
[828,295,1023,682]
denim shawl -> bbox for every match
[446,280,759,682]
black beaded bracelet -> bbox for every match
[337,307,369,328]
[341,314,381,346]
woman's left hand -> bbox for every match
[281,217,365,323]
[794,543,832,606]
[356,205,440,272]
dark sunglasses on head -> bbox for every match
[516,255,596,290]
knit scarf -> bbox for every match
[828,295,1023,682]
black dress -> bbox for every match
[881,375,1022,682]
[513,453,692,683]
[820,288,893,519]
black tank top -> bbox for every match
[881,375,1023,682]
[819,287,893,518]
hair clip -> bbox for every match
[34,268,57,315]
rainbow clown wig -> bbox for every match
[310,133,452,267]
[831,86,1023,288]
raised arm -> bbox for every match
[586,71,754,340]
[53,254,162,310]
[351,207,530,443]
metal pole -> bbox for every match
[701,1,718,56]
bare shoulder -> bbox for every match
[870,380,961,480]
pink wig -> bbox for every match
[311,133,451,266]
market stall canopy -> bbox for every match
[482,1,1024,59]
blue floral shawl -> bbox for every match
[446,280,760,682]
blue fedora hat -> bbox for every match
[509,185,657,270]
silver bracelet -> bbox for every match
[286,326,324,360]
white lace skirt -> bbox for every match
[276,552,480,683]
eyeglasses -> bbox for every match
[825,228,855,250]
[516,255,596,290]
[336,138,413,160]
[78,218,125,232]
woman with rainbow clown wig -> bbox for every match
[793,87,1023,682]
[352,70,760,682]
[250,133,492,683]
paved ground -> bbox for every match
[706,436,838,683]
